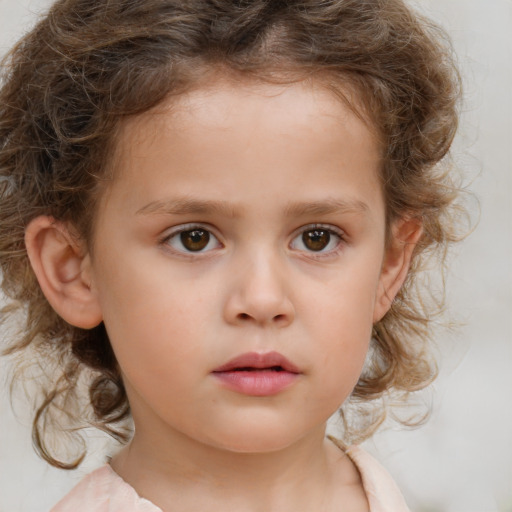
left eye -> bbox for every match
[164,227,221,253]
[290,227,342,253]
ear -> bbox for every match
[373,217,423,323]
[24,216,102,329]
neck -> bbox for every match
[111,422,344,512]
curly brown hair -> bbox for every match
[0,0,463,468]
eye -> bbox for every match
[290,226,343,254]
[163,225,222,253]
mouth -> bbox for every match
[226,366,288,372]
[212,351,301,396]
[212,351,300,374]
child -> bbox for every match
[0,0,463,510]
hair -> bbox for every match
[0,0,463,468]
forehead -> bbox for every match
[114,76,381,169]
[102,78,384,223]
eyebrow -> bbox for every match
[136,196,370,218]
[283,198,370,217]
[136,197,240,218]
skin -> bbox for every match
[25,78,420,511]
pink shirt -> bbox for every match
[51,445,409,512]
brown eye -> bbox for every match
[164,225,221,254]
[290,225,342,255]
[302,229,331,251]
[165,226,221,255]
[180,229,210,251]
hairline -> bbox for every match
[85,65,390,254]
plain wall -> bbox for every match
[0,1,511,511]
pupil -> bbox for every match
[181,229,210,251]
[303,230,330,251]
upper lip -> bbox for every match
[212,351,300,373]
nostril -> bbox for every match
[232,311,293,325]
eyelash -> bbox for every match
[159,223,346,258]
[160,223,223,257]
[289,224,345,259]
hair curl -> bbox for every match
[0,0,463,468]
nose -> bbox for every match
[223,251,295,328]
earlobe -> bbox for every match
[373,218,423,323]
[24,216,103,329]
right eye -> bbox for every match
[163,226,222,253]
[289,224,344,255]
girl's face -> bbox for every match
[87,79,391,453]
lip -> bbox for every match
[212,351,301,396]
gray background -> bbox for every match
[0,0,510,511]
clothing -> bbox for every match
[345,445,410,512]
[50,445,410,512]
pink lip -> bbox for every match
[212,351,301,396]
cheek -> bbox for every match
[301,267,379,398]
[318,312,372,393]
[303,263,380,339]
[93,252,212,370]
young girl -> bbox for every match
[0,0,463,510]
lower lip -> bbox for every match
[212,370,299,396]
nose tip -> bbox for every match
[223,262,295,328]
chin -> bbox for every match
[204,422,317,455]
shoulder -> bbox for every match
[50,464,162,512]
[345,445,410,512]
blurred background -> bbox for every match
[0,0,510,510]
